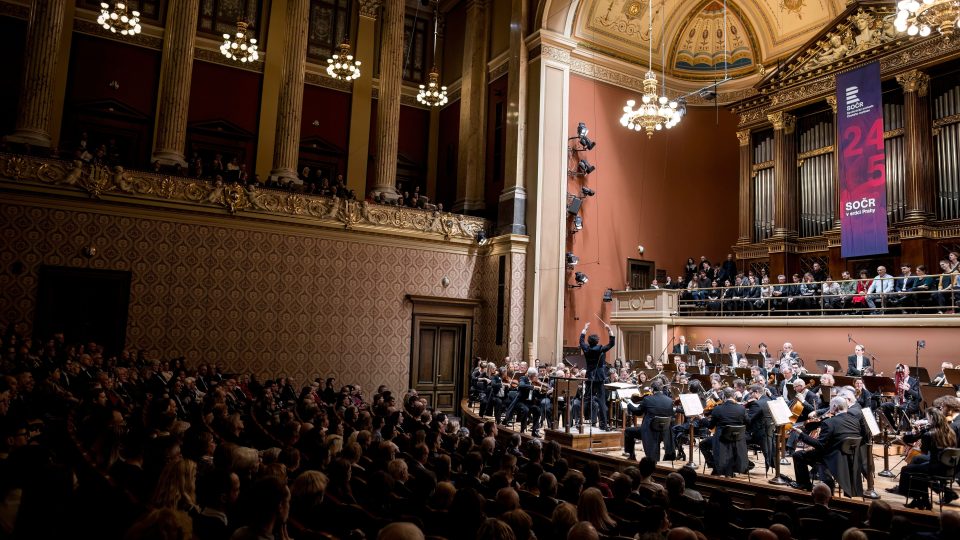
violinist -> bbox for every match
[885,407,958,509]
[673,379,708,461]
[478,362,500,418]
[495,368,518,425]
[853,378,873,410]
[622,380,675,462]
[745,384,775,470]
[933,395,960,441]
[881,364,921,432]
[501,367,543,436]
[643,354,654,369]
[931,361,954,388]
[789,396,863,496]
[695,358,708,375]
[700,387,749,476]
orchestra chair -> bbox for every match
[908,447,960,513]
[835,437,863,498]
[651,416,674,467]
[702,425,750,481]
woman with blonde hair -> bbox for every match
[577,487,617,534]
[290,471,328,529]
[152,459,199,514]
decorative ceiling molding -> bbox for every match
[668,0,760,81]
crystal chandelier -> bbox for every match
[895,0,960,38]
[619,1,680,137]
[418,68,448,107]
[416,2,448,107]
[97,2,142,36]
[326,41,361,80]
[220,21,259,63]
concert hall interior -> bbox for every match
[4,0,960,539]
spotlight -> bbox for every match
[577,159,595,175]
[581,186,595,197]
[577,122,596,150]
[567,197,583,215]
[577,122,589,138]
[476,230,488,246]
[571,215,583,233]
[566,252,579,267]
[575,272,589,285]
[602,288,614,302]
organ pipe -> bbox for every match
[935,84,960,219]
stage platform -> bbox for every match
[462,401,952,528]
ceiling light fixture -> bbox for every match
[620,0,680,137]
[97,2,142,36]
[221,20,259,63]
[326,41,361,80]
[895,0,958,38]
[417,1,448,107]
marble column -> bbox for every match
[496,0,528,235]
[897,70,936,222]
[371,0,404,200]
[454,0,490,214]
[736,129,752,245]
[151,0,201,167]
[769,111,798,239]
[269,0,310,183]
[345,0,380,196]
[5,0,67,148]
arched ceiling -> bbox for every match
[569,0,847,88]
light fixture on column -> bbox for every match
[326,41,362,80]
[566,252,580,267]
[97,2,142,36]
[417,1,448,107]
[221,20,260,63]
[568,272,589,288]
[895,0,959,38]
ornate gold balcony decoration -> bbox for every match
[0,154,486,242]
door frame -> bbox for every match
[406,295,480,411]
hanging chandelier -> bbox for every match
[417,2,448,107]
[220,21,259,63]
[895,0,960,38]
[619,0,680,137]
[97,2,142,36]
[326,41,361,80]
[417,68,448,107]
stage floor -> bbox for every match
[469,405,957,515]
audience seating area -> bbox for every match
[0,326,957,540]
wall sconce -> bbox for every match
[82,246,98,258]
[108,80,120,90]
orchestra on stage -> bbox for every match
[469,328,960,510]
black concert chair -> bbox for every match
[909,447,960,513]
[721,425,750,481]
[651,416,674,466]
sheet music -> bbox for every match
[862,407,881,436]
[768,397,793,426]
[679,393,704,416]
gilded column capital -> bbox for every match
[358,0,381,18]
[896,70,930,97]
[767,111,796,135]
[736,129,751,146]
[826,95,838,114]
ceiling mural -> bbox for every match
[573,0,846,84]
[671,1,757,80]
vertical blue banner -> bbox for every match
[837,61,888,258]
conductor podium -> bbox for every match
[543,375,623,451]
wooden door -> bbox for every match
[412,320,466,412]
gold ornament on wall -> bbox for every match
[780,0,807,17]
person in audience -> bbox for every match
[577,487,616,535]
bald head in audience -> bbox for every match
[769,524,792,540]
[567,521,600,540]
[812,483,832,506]
[841,528,867,540]
[495,487,520,513]
[748,529,778,540]
[667,527,699,540]
[377,522,425,540]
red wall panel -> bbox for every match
[563,75,740,346]
[186,61,263,170]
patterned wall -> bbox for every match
[0,200,523,396]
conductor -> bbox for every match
[580,321,615,431]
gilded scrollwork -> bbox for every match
[0,154,487,242]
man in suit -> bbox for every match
[786,379,820,456]
[890,264,918,311]
[700,387,749,476]
[779,342,799,369]
[790,396,864,497]
[796,484,851,538]
[881,364,921,431]
[623,380,675,462]
[846,345,871,377]
[745,384,775,470]
[703,339,718,355]
[726,344,743,370]
[672,335,690,355]
[865,265,895,314]
[778,366,800,399]
[579,321,615,431]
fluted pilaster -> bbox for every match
[270,0,310,182]
[152,0,201,166]
[496,0,528,235]
[769,111,798,239]
[372,0,404,199]
[897,70,935,222]
[454,0,490,214]
[736,129,752,244]
[5,0,66,148]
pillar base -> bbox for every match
[151,150,188,168]
[453,198,486,216]
[370,185,400,202]
[496,187,527,235]
[4,129,52,149]
[902,211,934,224]
[269,167,304,187]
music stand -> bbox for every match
[745,353,765,367]
[679,394,704,468]
[734,368,752,380]
[815,359,842,373]
[687,373,713,389]
[662,363,678,373]
[920,384,956,408]
[833,375,856,388]
[944,368,960,387]
[550,376,585,434]
[862,375,896,396]
[605,382,639,430]
[800,373,821,387]
[767,398,793,485]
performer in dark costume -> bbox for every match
[579,321,615,431]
